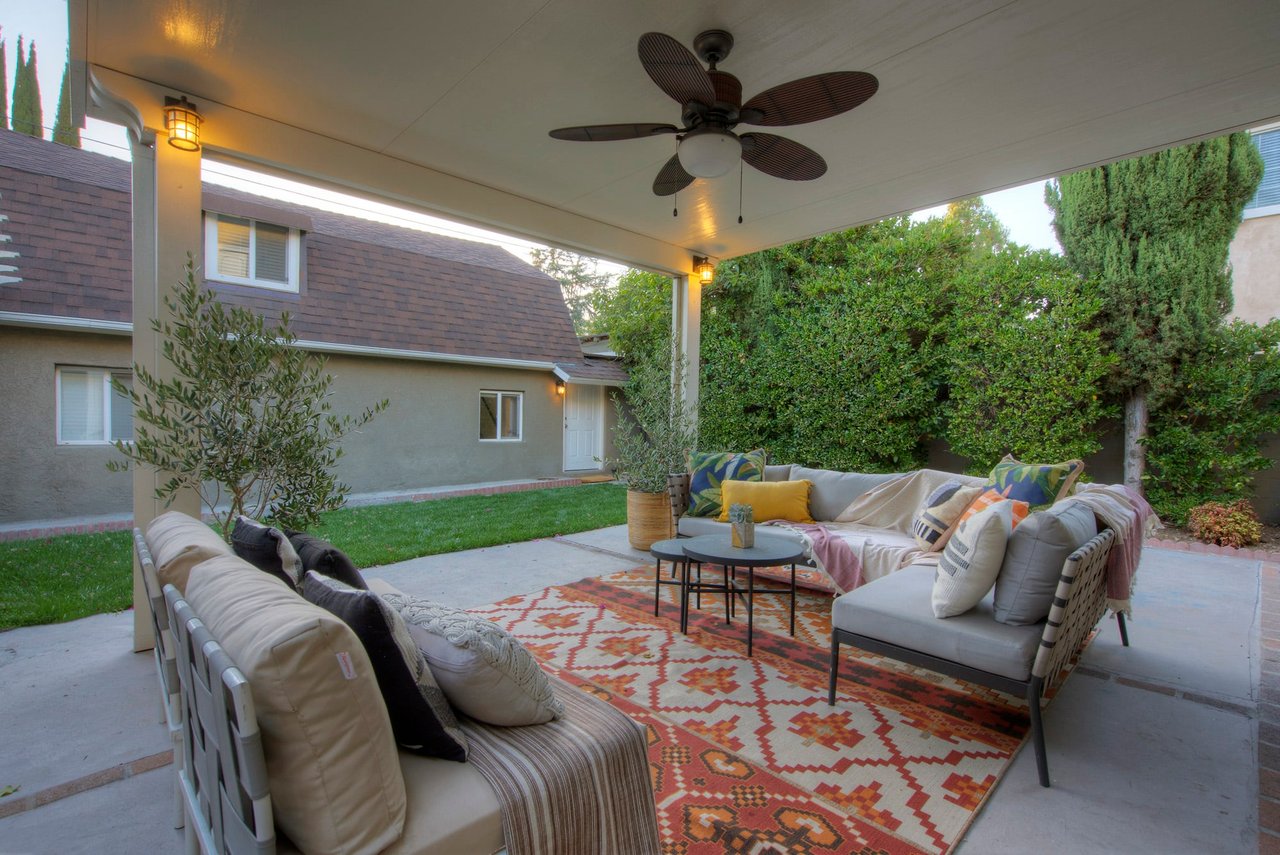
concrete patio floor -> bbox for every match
[0,525,1262,854]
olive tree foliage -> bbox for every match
[110,261,389,538]
[606,332,697,493]
[942,250,1114,470]
[1046,133,1263,488]
[1144,320,1280,525]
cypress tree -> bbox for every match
[11,37,44,139]
[0,34,9,130]
[10,35,25,134]
[1046,134,1263,490]
[52,62,79,147]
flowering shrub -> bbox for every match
[1187,499,1263,549]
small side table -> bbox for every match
[648,538,689,621]
[681,534,805,657]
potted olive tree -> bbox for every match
[607,341,697,550]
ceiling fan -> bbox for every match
[549,30,878,198]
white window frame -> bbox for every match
[55,366,133,445]
[479,390,523,442]
[203,212,301,292]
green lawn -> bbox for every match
[0,483,627,631]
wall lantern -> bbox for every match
[693,256,715,286]
[556,379,567,396]
[164,96,203,151]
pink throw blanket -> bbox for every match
[764,521,864,594]
[1069,484,1159,615]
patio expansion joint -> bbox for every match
[1073,664,1255,717]
[0,749,173,821]
[551,535,642,564]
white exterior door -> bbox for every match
[563,383,603,471]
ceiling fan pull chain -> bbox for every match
[673,189,678,218]
[738,160,744,224]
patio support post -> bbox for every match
[671,274,701,423]
[129,125,203,652]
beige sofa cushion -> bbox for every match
[382,752,506,855]
[144,511,233,593]
[186,554,407,855]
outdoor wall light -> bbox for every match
[693,256,715,285]
[164,96,202,151]
[556,379,567,396]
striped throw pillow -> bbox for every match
[957,489,1030,529]
[911,481,984,551]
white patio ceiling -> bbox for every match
[73,0,1280,273]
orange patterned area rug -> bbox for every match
[470,567,1030,855]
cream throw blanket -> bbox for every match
[827,469,988,583]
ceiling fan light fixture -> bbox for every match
[678,129,741,178]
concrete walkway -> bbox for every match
[0,529,1263,854]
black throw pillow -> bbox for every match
[301,571,468,760]
[230,516,301,588]
[287,531,368,590]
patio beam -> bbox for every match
[88,67,696,278]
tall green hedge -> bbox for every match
[942,250,1115,471]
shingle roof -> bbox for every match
[0,129,585,366]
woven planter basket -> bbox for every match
[627,489,672,550]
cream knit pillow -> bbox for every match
[932,499,1014,618]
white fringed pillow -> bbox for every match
[932,499,1014,618]
[381,592,565,727]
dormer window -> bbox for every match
[204,213,301,291]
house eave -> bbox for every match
[0,311,133,336]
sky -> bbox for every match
[0,0,1064,261]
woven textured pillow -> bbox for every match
[984,455,1085,508]
[687,449,766,518]
[302,572,468,760]
[957,489,1030,529]
[933,499,1014,618]
[911,480,984,551]
[717,479,814,523]
[382,592,564,727]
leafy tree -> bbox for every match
[944,196,1010,255]
[0,33,9,130]
[1144,320,1280,524]
[588,268,671,360]
[1046,133,1263,489]
[52,62,79,147]
[11,37,42,139]
[943,249,1114,469]
[530,247,613,334]
[109,260,389,538]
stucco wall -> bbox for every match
[0,328,135,523]
[1230,214,1280,324]
[0,328,614,524]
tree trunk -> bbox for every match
[1123,390,1148,493]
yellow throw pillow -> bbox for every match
[717,479,814,523]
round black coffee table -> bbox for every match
[680,533,806,656]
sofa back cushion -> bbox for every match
[144,511,233,594]
[717,479,814,523]
[791,466,900,522]
[185,554,407,855]
[763,464,793,482]
[994,500,1098,625]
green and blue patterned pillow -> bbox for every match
[687,449,767,518]
[984,455,1084,509]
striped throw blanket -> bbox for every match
[461,674,661,855]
